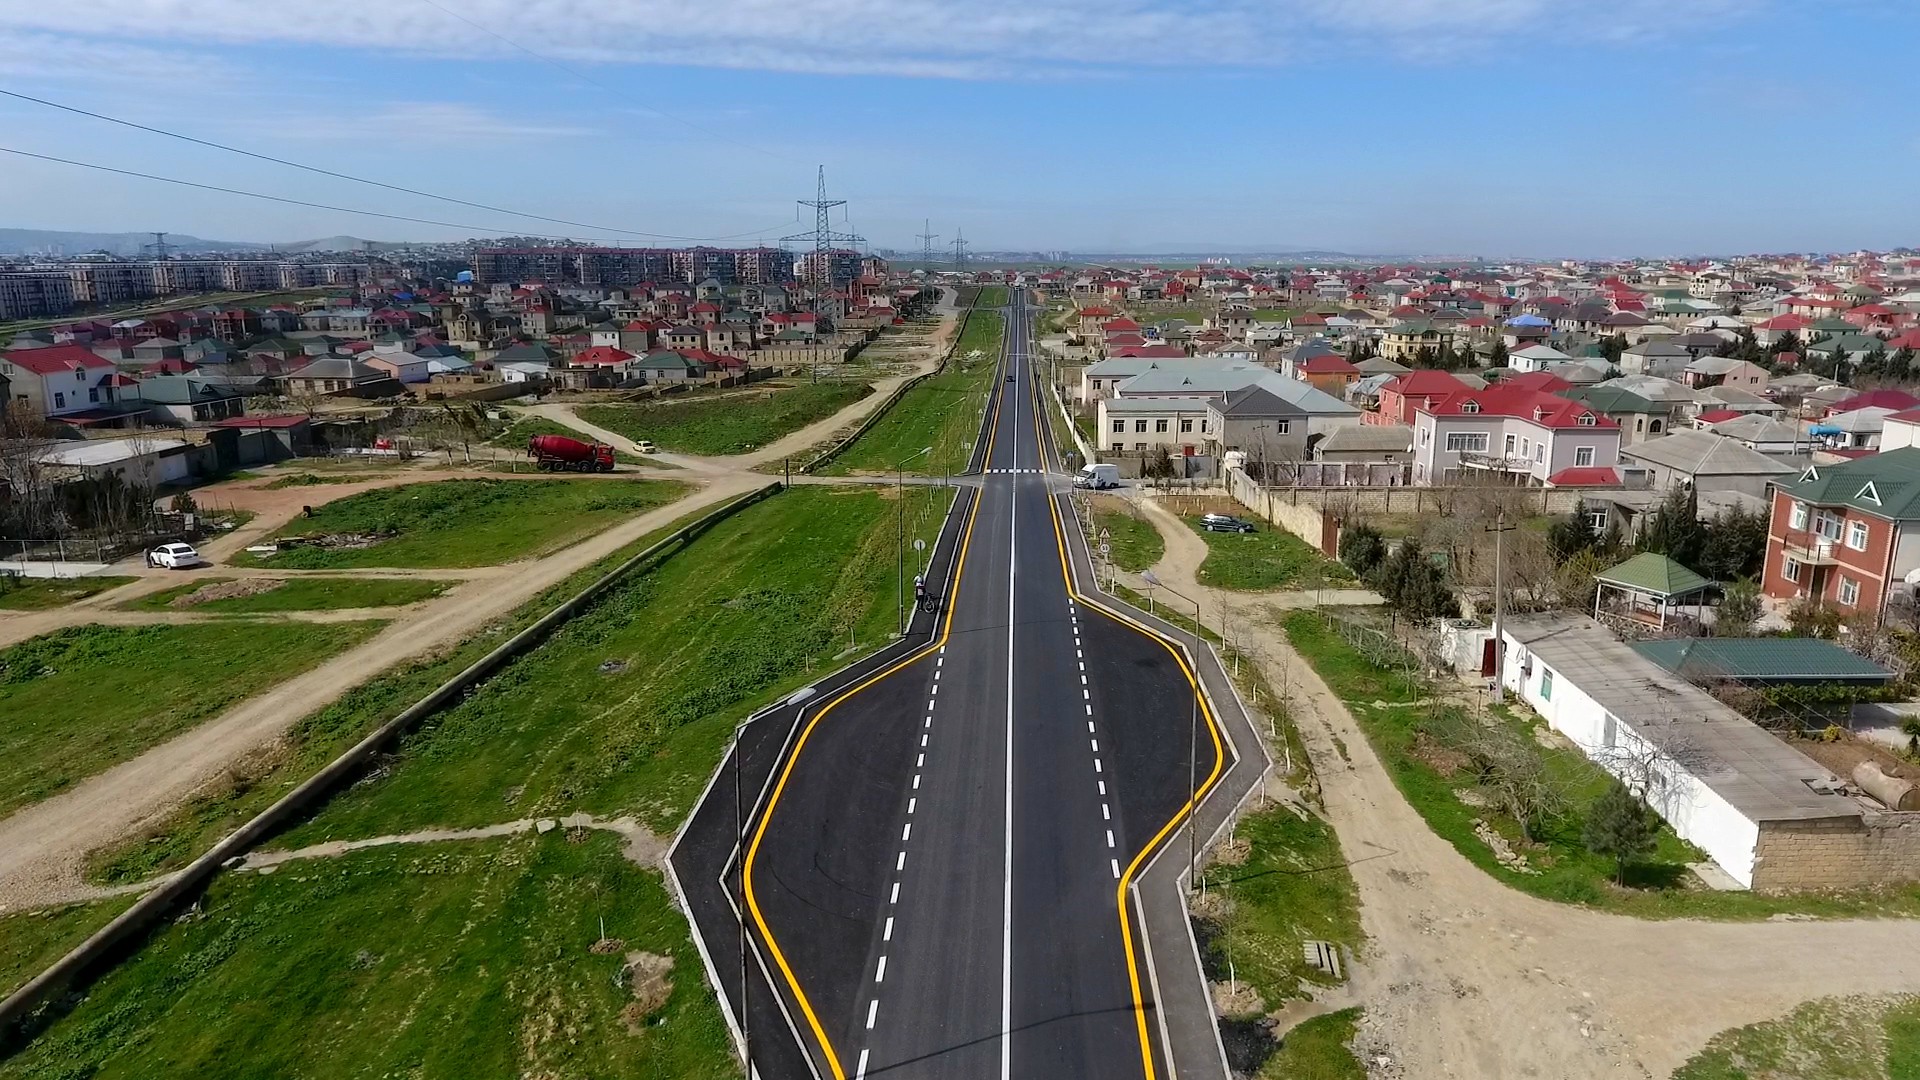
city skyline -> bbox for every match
[0,1,1913,256]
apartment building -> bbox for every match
[0,272,75,320]
[1410,384,1623,486]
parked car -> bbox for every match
[146,542,203,569]
[636,440,658,454]
[1198,513,1255,534]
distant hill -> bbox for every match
[276,235,396,254]
[0,228,268,256]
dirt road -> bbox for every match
[1124,494,1920,1077]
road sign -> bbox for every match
[1099,542,1111,556]
[914,539,926,552]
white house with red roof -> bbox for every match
[1410,384,1622,487]
[0,344,121,418]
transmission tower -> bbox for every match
[779,165,864,288]
[142,231,173,260]
[951,228,970,275]
[916,219,941,275]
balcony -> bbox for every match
[1781,533,1841,565]
[1457,451,1533,474]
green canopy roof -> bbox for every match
[1633,637,1893,684]
[1594,552,1713,598]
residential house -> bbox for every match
[1763,449,1920,616]
[1287,353,1360,397]
[1508,343,1572,373]
[1558,385,1671,444]
[282,356,395,397]
[1706,413,1811,456]
[1204,385,1354,460]
[1378,320,1456,361]
[1618,341,1692,379]
[0,343,120,417]
[1618,431,1797,499]
[135,375,246,424]
[1097,396,1215,456]
[1682,356,1769,393]
[1376,369,1474,427]
[1316,423,1414,464]
[1691,385,1785,418]
[633,350,708,382]
[1410,384,1623,487]
[1812,406,1893,450]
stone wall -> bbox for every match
[1752,811,1920,892]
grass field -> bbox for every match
[578,381,870,456]
[975,285,1010,308]
[1202,804,1363,1011]
[823,310,1004,477]
[1093,506,1164,573]
[0,621,384,818]
[485,415,645,464]
[1281,610,1920,919]
[125,576,453,613]
[1261,1009,1366,1079]
[0,896,138,1001]
[1188,516,1353,592]
[2,835,736,1080]
[1674,995,1920,1080]
[271,484,949,845]
[229,478,687,569]
[0,576,136,611]
[260,471,397,489]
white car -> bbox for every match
[146,542,203,569]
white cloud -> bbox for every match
[0,1,1773,79]
[255,102,597,143]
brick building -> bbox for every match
[1763,449,1920,616]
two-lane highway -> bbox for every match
[743,291,1222,1080]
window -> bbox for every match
[1134,419,1148,433]
[1587,510,1609,531]
[1444,432,1489,453]
[87,388,99,403]
[1180,417,1193,433]
[1813,511,1843,541]
[1840,577,1860,606]
[1505,433,1517,455]
[1112,419,1125,433]
[1783,556,1802,583]
[1420,428,1430,445]
[1789,500,1808,530]
[1461,400,1480,414]
[1134,442,1147,451]
[1112,442,1124,452]
[1540,669,1554,701]
[1534,443,1546,463]
[1275,421,1290,434]
[1155,418,1169,433]
[1577,413,1596,426]
[1575,446,1595,467]
[1649,419,1664,434]
[1201,418,1210,433]
[1602,712,1618,748]
[53,392,65,409]
[1848,520,1869,551]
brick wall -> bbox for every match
[1752,812,1920,892]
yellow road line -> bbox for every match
[1030,362,1226,1080]
[743,443,991,1079]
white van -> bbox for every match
[1072,463,1120,490]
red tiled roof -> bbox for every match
[1383,370,1469,396]
[1831,389,1920,414]
[1504,371,1572,393]
[574,346,636,367]
[1,344,116,375]
[1112,345,1187,358]
[1756,314,1810,330]
[1883,408,1920,424]
[1299,354,1358,374]
[1101,317,1142,331]
[1546,466,1622,487]
[1695,409,1742,424]
[1415,384,1618,429]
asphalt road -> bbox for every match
[738,292,1220,1080]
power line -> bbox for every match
[0,145,751,245]
[0,87,788,244]
[413,0,801,168]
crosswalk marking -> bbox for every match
[982,467,1043,474]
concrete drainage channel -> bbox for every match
[0,481,786,1040]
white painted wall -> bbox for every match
[1499,633,1763,887]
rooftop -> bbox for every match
[1633,637,1894,685]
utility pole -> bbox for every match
[143,231,173,260]
[780,166,864,300]
[1487,507,1518,702]
[916,219,941,276]
[951,229,970,276]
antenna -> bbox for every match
[779,166,864,289]
[916,218,941,274]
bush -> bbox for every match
[1338,522,1386,579]
[1584,780,1659,885]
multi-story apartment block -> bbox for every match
[1763,449,1920,617]
[0,272,75,320]
[68,262,155,305]
[1410,385,1622,486]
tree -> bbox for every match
[1715,577,1762,638]
[1639,487,1707,572]
[1599,334,1629,364]
[1785,597,1843,639]
[1555,548,1608,612]
[1770,330,1804,358]
[1697,504,1767,581]
[1488,339,1510,368]
[1584,779,1660,885]
[1546,499,1599,561]
[1338,522,1387,579]
[1891,346,1915,383]
[1371,536,1461,621]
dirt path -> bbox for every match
[0,473,761,912]
[1123,496,1920,1078]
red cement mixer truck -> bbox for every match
[528,434,616,472]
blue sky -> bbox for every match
[0,1,1912,257]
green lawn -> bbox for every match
[975,286,1010,308]
[229,478,687,569]
[1281,610,1920,919]
[0,896,138,1000]
[260,471,398,489]
[485,415,645,464]
[271,484,950,845]
[1202,804,1363,1011]
[1093,507,1164,573]
[1188,516,1353,592]
[823,310,1004,477]
[2,835,735,1080]
[577,381,871,457]
[125,576,453,613]
[0,576,136,611]
[1674,996,1920,1080]
[0,621,385,818]
[1262,1009,1366,1080]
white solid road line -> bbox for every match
[1000,299,1019,1080]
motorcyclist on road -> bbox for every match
[914,575,928,606]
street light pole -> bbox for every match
[897,446,933,636]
